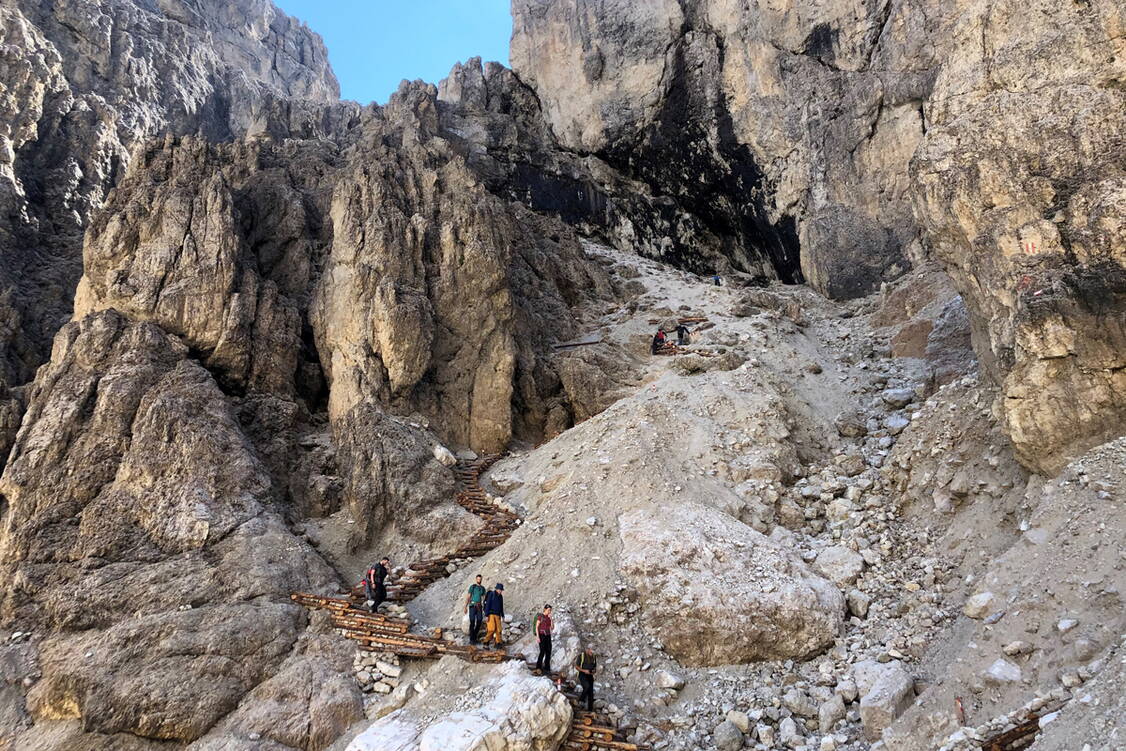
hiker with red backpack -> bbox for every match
[364,557,389,612]
[534,604,554,674]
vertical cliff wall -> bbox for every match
[510,0,1125,473]
[0,0,340,458]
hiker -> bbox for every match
[575,647,597,711]
[464,574,486,644]
[675,322,690,345]
[650,328,667,355]
[482,582,505,646]
[364,557,390,612]
[534,604,554,673]
[712,273,722,286]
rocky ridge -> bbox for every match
[0,0,341,460]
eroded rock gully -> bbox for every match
[0,0,1122,749]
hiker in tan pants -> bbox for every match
[482,582,505,645]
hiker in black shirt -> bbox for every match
[365,557,389,612]
[575,647,597,711]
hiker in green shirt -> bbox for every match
[464,574,486,644]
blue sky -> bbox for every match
[274,1,513,104]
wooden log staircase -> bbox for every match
[292,455,648,749]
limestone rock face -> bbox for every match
[192,633,364,751]
[73,137,318,396]
[308,86,614,452]
[0,311,337,742]
[513,0,1125,472]
[910,0,1126,474]
[618,502,844,665]
[347,661,572,751]
[0,0,339,409]
[510,0,922,296]
[69,84,619,542]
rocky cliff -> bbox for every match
[510,0,1126,474]
[0,0,339,459]
[0,0,1122,750]
[0,42,638,748]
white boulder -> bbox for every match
[347,662,571,751]
[984,658,1022,685]
[857,661,916,740]
[779,716,804,748]
[433,444,457,467]
[513,609,581,680]
[963,591,996,619]
[655,669,687,690]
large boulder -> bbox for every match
[513,609,583,682]
[347,660,571,751]
[618,502,844,665]
[813,545,866,587]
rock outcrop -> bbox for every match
[346,660,571,751]
[192,633,364,750]
[0,311,338,743]
[619,503,844,665]
[910,0,1126,474]
[67,82,625,548]
[0,0,339,420]
[510,0,920,296]
[0,39,636,744]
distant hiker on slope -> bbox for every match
[575,647,597,711]
[712,273,722,286]
[465,574,486,644]
[365,556,390,612]
[675,322,690,345]
[534,604,555,674]
[651,328,667,355]
[483,582,505,646]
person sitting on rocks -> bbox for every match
[575,647,597,711]
[651,328,667,355]
[465,574,486,644]
[482,582,505,646]
[365,556,389,612]
[534,604,554,674]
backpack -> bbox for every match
[532,613,542,634]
